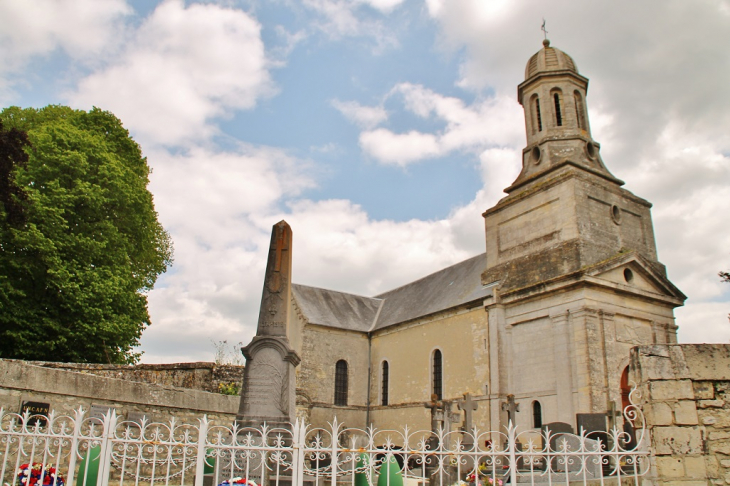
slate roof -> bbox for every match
[291,284,382,332]
[291,253,490,333]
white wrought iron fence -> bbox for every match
[0,398,649,486]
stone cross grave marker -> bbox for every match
[501,394,519,426]
[457,393,478,433]
[607,400,623,432]
[424,394,445,435]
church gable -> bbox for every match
[585,252,686,304]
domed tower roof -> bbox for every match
[525,39,578,80]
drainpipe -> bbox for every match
[366,300,384,429]
[366,332,372,427]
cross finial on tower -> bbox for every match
[541,19,548,40]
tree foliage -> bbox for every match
[0,106,172,363]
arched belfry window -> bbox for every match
[532,401,543,429]
[553,92,563,127]
[334,360,348,406]
[381,361,389,406]
[533,96,543,132]
[432,349,443,400]
[574,91,586,130]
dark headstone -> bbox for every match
[576,413,606,434]
[577,413,608,451]
[542,421,573,439]
[542,422,573,471]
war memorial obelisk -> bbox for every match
[236,221,301,429]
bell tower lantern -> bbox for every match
[509,39,621,193]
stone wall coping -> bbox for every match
[0,359,239,414]
[633,344,730,382]
[8,359,244,371]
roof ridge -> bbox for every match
[292,283,382,302]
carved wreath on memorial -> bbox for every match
[17,463,65,486]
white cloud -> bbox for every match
[359,129,440,165]
[141,143,316,362]
[0,0,130,101]
[68,0,273,147]
[269,199,474,297]
[300,0,402,49]
[354,83,523,166]
[331,99,388,129]
[362,0,407,13]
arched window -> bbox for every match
[532,401,543,429]
[381,361,389,406]
[574,91,586,130]
[533,96,543,132]
[553,92,563,127]
[334,360,348,406]
[432,349,443,400]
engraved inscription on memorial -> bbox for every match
[243,348,288,416]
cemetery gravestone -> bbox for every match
[577,413,608,449]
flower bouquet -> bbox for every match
[17,463,65,486]
[217,478,258,486]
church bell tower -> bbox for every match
[483,39,685,436]
[512,39,620,192]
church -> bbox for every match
[238,39,686,438]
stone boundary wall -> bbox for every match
[17,360,244,394]
[0,359,240,425]
[631,344,730,486]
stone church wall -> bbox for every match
[498,276,679,432]
[369,305,490,432]
[295,324,370,429]
[631,344,730,486]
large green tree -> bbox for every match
[0,106,172,363]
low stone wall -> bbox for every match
[631,344,730,486]
[0,359,240,425]
[21,360,244,394]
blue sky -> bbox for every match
[1,0,729,362]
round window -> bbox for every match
[585,141,596,159]
[531,146,542,164]
[623,268,634,283]
[611,205,621,224]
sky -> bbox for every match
[1,0,729,363]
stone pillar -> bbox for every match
[550,310,575,425]
[580,307,607,412]
[237,221,301,429]
[600,311,621,409]
[487,292,507,442]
